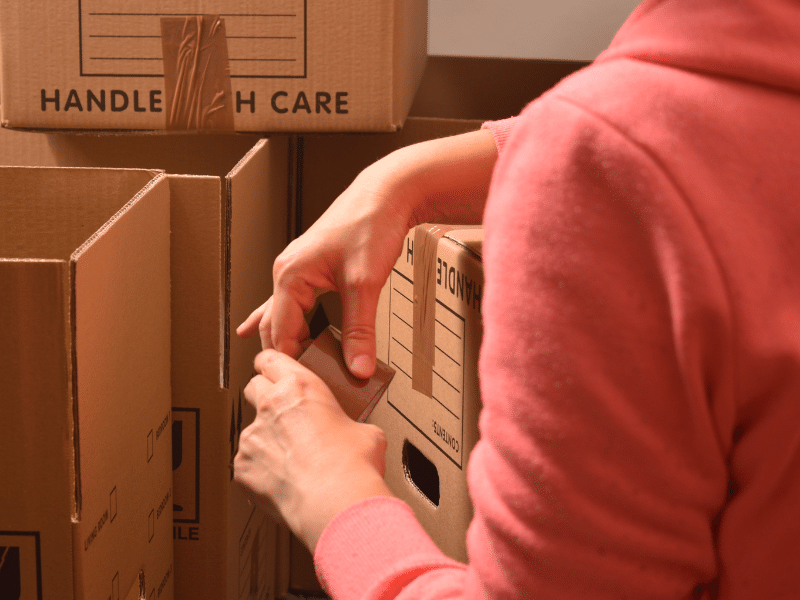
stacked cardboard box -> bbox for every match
[0,0,427,132]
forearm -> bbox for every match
[359,128,498,228]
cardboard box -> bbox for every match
[373,225,483,563]
[0,166,173,600]
[0,129,291,600]
[0,0,427,133]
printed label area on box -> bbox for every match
[0,531,42,600]
[79,0,307,78]
[387,269,466,469]
[172,409,200,524]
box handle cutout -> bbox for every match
[402,440,440,507]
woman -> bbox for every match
[234,0,800,597]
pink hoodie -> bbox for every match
[315,1,800,598]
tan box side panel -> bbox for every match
[225,136,289,600]
[227,136,289,387]
[71,174,173,600]
[0,167,158,260]
[168,174,230,599]
[0,260,75,600]
[392,0,429,127]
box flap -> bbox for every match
[167,175,226,393]
[0,166,161,261]
[0,128,263,178]
[225,136,289,389]
[224,137,288,600]
[0,259,76,600]
[70,172,172,600]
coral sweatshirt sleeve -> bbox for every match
[315,1,800,598]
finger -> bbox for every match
[339,284,381,379]
[271,283,316,359]
[243,373,273,410]
[254,348,315,384]
[237,299,270,339]
[257,297,275,350]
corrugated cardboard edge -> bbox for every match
[225,136,288,600]
[392,0,428,129]
[68,170,166,520]
[222,139,270,389]
[443,228,484,261]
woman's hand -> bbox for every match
[233,349,393,554]
[237,128,498,378]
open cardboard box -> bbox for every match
[0,0,427,133]
[0,130,291,600]
[0,166,173,600]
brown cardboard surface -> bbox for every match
[71,170,173,600]
[409,55,589,122]
[289,537,324,596]
[0,166,173,600]
[0,129,290,600]
[298,326,395,423]
[0,128,263,176]
[275,525,292,599]
[372,226,484,563]
[225,136,290,600]
[0,0,427,132]
[0,259,74,600]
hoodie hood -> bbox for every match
[597,0,800,94]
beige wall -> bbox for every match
[428,0,642,61]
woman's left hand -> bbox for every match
[233,349,394,553]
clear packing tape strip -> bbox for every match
[160,15,235,131]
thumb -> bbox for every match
[340,286,381,379]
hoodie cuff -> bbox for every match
[314,496,465,600]
[482,116,519,155]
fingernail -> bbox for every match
[349,354,373,379]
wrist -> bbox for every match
[298,472,394,554]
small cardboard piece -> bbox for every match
[298,325,395,423]
[0,129,290,600]
[373,226,484,563]
[0,166,173,600]
[0,0,427,132]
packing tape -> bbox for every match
[411,224,455,397]
[160,15,235,131]
[299,326,395,423]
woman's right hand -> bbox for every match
[237,128,498,378]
